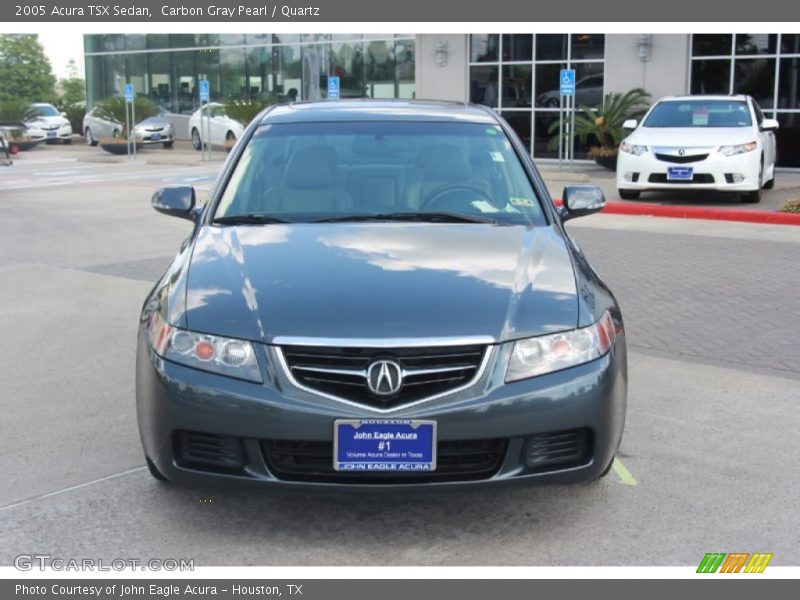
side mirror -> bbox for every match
[560,185,606,221]
[622,119,638,130]
[761,118,779,131]
[152,185,197,220]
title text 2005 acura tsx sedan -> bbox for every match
[136,100,627,490]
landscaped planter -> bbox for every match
[591,151,618,171]
[99,138,142,155]
[7,136,40,152]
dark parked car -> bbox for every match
[137,99,627,490]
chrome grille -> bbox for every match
[655,152,709,164]
[279,344,488,410]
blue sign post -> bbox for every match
[559,69,576,96]
[123,83,134,103]
[558,69,576,171]
[123,84,134,160]
[327,76,340,100]
[199,79,210,102]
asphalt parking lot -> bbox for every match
[1,145,798,566]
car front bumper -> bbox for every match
[135,131,175,144]
[616,149,761,192]
[28,125,73,142]
[136,332,628,491]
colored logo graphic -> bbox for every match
[697,552,773,573]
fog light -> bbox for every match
[731,173,745,183]
[623,172,635,182]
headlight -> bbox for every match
[719,141,757,156]
[147,312,262,382]
[619,141,648,156]
[505,311,617,383]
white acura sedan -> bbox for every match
[187,103,244,151]
[24,103,73,144]
[617,95,778,203]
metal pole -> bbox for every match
[125,99,130,160]
[569,94,575,173]
[131,93,136,161]
[558,95,563,171]
[205,101,210,161]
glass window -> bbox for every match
[536,34,567,61]
[220,34,245,46]
[692,34,732,56]
[125,35,146,52]
[148,52,172,111]
[776,113,800,167]
[470,66,499,108]
[146,34,169,50]
[247,46,273,102]
[173,51,197,114]
[327,40,365,99]
[778,56,800,109]
[780,34,800,55]
[470,34,499,62]
[574,63,604,108]
[170,34,198,49]
[735,34,777,55]
[533,111,560,158]
[395,38,415,99]
[220,47,246,101]
[215,121,545,226]
[273,44,302,102]
[365,39,395,98]
[571,34,605,60]
[502,35,532,62]
[535,62,567,108]
[196,49,221,102]
[691,59,731,95]
[125,53,149,100]
[733,58,775,108]
[84,35,102,54]
[502,65,532,108]
[644,100,752,128]
[501,111,531,150]
[246,34,272,46]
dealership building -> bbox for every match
[84,33,800,166]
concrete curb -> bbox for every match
[554,198,800,226]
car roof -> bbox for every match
[658,95,750,102]
[259,99,498,125]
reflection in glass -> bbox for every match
[776,113,800,167]
[148,52,171,110]
[220,47,246,101]
[365,39,395,98]
[470,34,499,62]
[692,34,733,56]
[780,34,800,55]
[574,63,604,108]
[691,60,731,95]
[735,34,777,55]
[501,111,531,150]
[778,56,800,109]
[470,66,499,107]
[535,63,567,108]
[502,35,533,62]
[502,65,532,107]
[571,34,605,60]
[395,38,415,99]
[733,58,775,108]
[533,111,559,158]
[536,34,567,61]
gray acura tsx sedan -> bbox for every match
[136,99,627,489]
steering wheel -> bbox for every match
[420,183,496,211]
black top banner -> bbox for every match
[4,0,800,22]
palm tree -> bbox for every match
[549,87,651,154]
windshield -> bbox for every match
[28,104,59,118]
[214,121,545,225]
[644,100,752,128]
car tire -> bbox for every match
[741,190,761,203]
[225,131,236,153]
[763,169,775,190]
[618,189,640,200]
[162,141,174,149]
[63,138,72,145]
[85,128,98,146]
[191,128,202,151]
[145,457,169,482]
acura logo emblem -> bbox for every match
[678,148,686,156]
[366,360,403,396]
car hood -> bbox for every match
[26,115,66,128]
[181,223,579,344]
[136,116,172,128]
[628,127,756,147]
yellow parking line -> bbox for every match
[612,457,638,486]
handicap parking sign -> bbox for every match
[327,76,340,100]
[199,80,210,102]
[123,83,133,103]
[560,69,576,96]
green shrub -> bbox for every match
[779,198,800,213]
[223,99,273,127]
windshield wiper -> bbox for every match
[213,214,289,225]
[311,212,501,224]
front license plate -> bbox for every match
[46,131,57,138]
[151,133,161,141]
[334,419,437,472]
[667,166,693,180]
